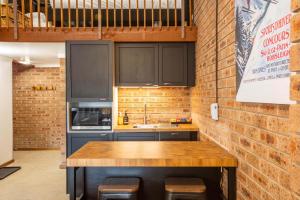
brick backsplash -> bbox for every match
[13,60,66,150]
[191,0,300,199]
[118,87,191,124]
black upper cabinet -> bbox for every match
[115,43,159,86]
[67,41,113,102]
[115,42,195,87]
[187,43,196,87]
[159,43,188,86]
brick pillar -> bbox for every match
[289,0,300,195]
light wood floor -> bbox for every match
[0,151,69,200]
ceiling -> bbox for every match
[0,42,65,67]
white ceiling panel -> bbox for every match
[0,42,65,68]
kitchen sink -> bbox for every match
[133,124,177,129]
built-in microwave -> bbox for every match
[67,102,112,132]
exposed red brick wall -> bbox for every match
[13,60,66,150]
[290,0,300,197]
[191,0,300,199]
[118,88,190,124]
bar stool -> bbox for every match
[165,177,207,200]
[98,177,140,200]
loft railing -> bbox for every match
[0,0,194,40]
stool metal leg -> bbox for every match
[165,192,173,200]
[227,167,236,200]
[69,167,79,200]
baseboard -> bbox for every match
[0,159,15,167]
[14,148,60,151]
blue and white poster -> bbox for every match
[235,0,294,104]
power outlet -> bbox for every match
[210,103,219,121]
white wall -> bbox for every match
[0,56,13,166]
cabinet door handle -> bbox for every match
[100,133,108,136]
[164,83,171,85]
[171,132,178,136]
[145,83,153,86]
[99,98,107,101]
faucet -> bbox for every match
[144,103,147,124]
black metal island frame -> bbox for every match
[67,141,238,200]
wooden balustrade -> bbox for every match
[159,0,161,29]
[113,0,116,29]
[151,0,154,29]
[76,0,78,29]
[46,0,49,30]
[21,0,25,28]
[143,0,145,30]
[83,0,86,30]
[129,0,131,29]
[29,0,33,29]
[38,0,41,29]
[0,0,195,40]
[6,0,9,29]
[68,0,71,29]
[61,0,64,30]
[106,0,108,30]
[91,0,93,29]
[174,0,177,28]
[121,0,123,29]
[0,2,1,28]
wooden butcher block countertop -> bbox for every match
[113,124,199,132]
[67,141,238,167]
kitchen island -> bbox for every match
[67,141,237,200]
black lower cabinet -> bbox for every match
[114,131,197,141]
[68,132,113,155]
[114,132,158,141]
[159,131,197,141]
[66,132,113,195]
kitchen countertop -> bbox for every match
[67,141,238,167]
[113,124,199,132]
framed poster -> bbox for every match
[235,0,294,104]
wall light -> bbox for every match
[19,56,31,65]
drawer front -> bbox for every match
[71,137,109,153]
[68,133,113,155]
[114,132,157,141]
[159,132,191,141]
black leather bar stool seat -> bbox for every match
[98,177,140,200]
[165,177,207,200]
